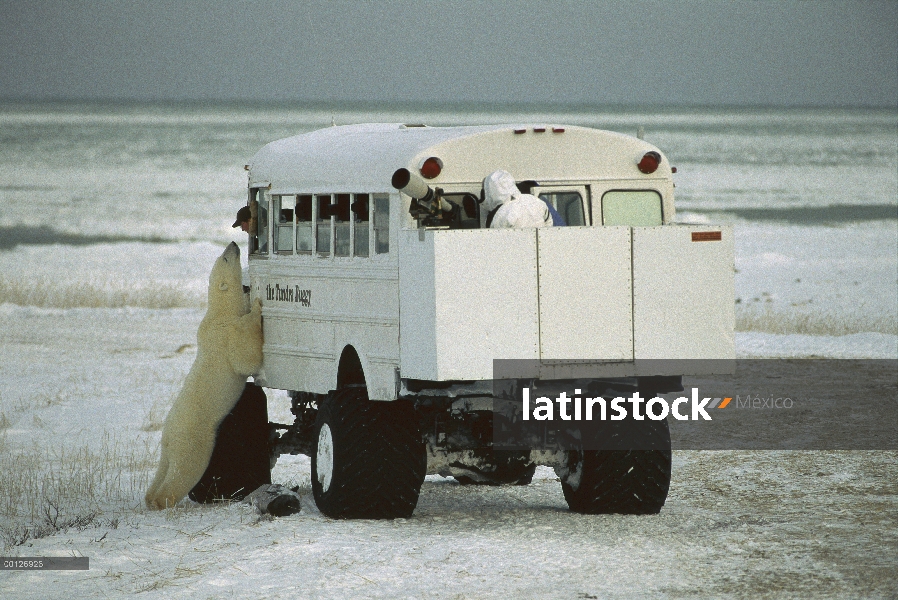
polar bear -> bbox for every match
[146,241,263,510]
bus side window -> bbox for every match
[255,189,270,255]
[373,194,389,254]
[334,194,351,257]
[316,195,332,256]
[352,194,370,257]
[274,195,295,254]
[295,195,313,253]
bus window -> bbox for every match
[353,194,370,257]
[317,195,332,256]
[254,188,270,254]
[294,195,313,253]
[334,194,351,257]
[602,190,662,226]
[273,195,294,254]
[373,194,389,254]
[537,190,586,226]
[440,193,480,229]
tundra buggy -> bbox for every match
[240,123,734,518]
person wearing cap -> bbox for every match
[233,206,252,232]
[482,170,553,229]
[517,180,566,226]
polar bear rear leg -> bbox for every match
[145,454,169,508]
[147,438,215,509]
[146,435,217,509]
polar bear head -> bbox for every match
[207,242,245,316]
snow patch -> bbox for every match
[737,332,898,359]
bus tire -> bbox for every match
[311,388,426,519]
[558,419,671,514]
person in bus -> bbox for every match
[232,205,252,232]
[482,170,553,228]
[517,180,566,226]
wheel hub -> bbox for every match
[317,424,334,493]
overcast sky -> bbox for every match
[1,1,896,107]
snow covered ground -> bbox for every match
[0,310,895,599]
[3,452,896,599]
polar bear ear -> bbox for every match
[219,282,229,291]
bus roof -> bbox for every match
[248,123,669,195]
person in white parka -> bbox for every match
[482,170,553,229]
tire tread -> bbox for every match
[561,419,672,515]
[312,389,426,519]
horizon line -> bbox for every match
[1,97,896,113]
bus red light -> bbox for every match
[637,151,661,174]
[419,156,443,179]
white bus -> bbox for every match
[241,122,734,519]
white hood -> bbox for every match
[491,194,553,228]
[482,170,520,213]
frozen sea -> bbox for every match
[1,102,895,350]
[0,102,896,598]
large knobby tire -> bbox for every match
[311,388,426,519]
[559,418,672,515]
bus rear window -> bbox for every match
[602,190,662,226]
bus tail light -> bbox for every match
[637,151,661,174]
[420,157,443,179]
